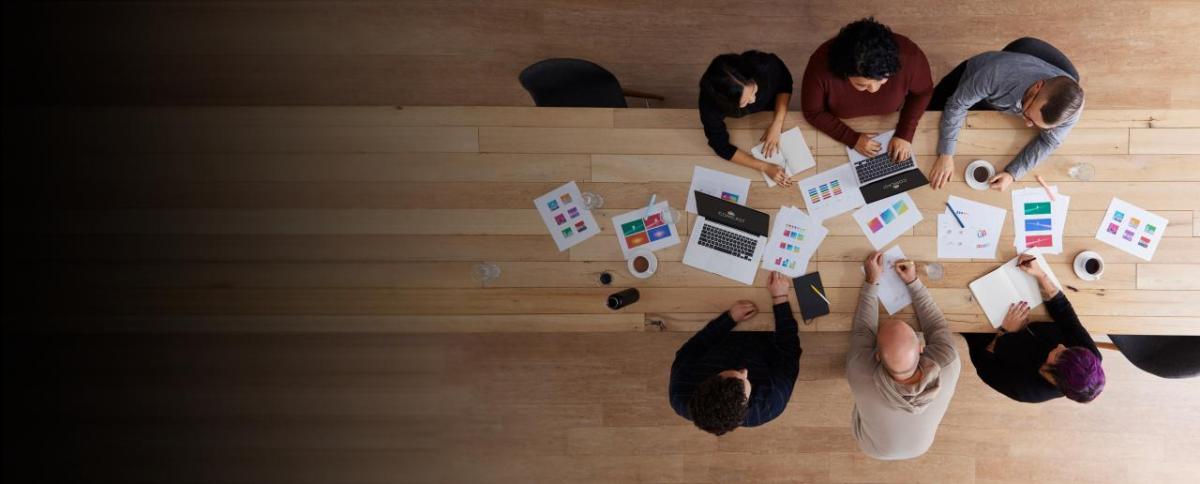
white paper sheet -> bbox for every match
[686,166,752,213]
[751,127,816,187]
[938,195,1007,259]
[846,130,896,163]
[760,206,828,277]
[533,181,601,251]
[610,201,682,259]
[796,163,866,222]
[969,249,1062,327]
[852,192,923,250]
[1094,197,1168,261]
[866,245,914,315]
[1011,186,1070,254]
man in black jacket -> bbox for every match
[668,271,802,435]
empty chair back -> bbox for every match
[518,58,628,108]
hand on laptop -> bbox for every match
[854,132,881,157]
[929,154,954,190]
[888,137,912,163]
[729,300,759,322]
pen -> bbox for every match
[810,284,830,306]
[1035,175,1056,201]
[644,194,656,218]
[945,202,966,228]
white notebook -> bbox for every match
[968,250,1062,328]
[750,127,816,186]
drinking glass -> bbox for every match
[471,262,501,284]
[923,262,945,281]
[581,192,605,210]
[1068,162,1095,182]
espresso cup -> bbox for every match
[627,249,658,279]
[965,159,995,191]
[1073,250,1104,281]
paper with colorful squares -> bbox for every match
[761,206,828,277]
[851,192,923,250]
[533,181,600,251]
[610,201,681,259]
[1011,186,1070,255]
[795,162,866,222]
[1094,197,1167,261]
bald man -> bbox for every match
[846,252,961,460]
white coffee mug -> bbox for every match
[965,159,995,191]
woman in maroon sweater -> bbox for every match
[801,18,932,161]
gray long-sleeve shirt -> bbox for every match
[847,279,960,460]
[937,51,1082,180]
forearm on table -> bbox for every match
[771,93,791,126]
[729,149,770,172]
[1037,275,1060,300]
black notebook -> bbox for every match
[792,272,830,321]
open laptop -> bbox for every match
[683,191,770,285]
[849,131,930,204]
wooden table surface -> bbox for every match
[27,106,1200,335]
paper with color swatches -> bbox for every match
[1011,186,1069,254]
[852,192,923,250]
[686,166,751,213]
[610,201,681,259]
[795,162,866,222]
[760,206,828,278]
[533,181,600,251]
[938,196,1007,259]
[1094,197,1167,261]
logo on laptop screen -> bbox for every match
[718,209,746,224]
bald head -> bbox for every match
[877,319,921,379]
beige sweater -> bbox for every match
[846,279,961,460]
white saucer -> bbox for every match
[1073,251,1104,281]
[965,159,995,191]
[627,249,658,279]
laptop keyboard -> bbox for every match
[854,152,915,185]
[698,224,757,261]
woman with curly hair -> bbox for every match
[963,254,1106,404]
[800,17,932,161]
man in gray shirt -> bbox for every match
[847,252,960,460]
[929,51,1085,191]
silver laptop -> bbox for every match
[683,191,770,285]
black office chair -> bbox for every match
[1002,37,1080,80]
[518,58,664,108]
[1104,335,1200,379]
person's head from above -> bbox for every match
[1040,344,1105,403]
[700,53,761,116]
[1021,76,1085,129]
[876,319,924,382]
[828,17,900,93]
[688,369,750,435]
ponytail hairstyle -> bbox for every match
[700,52,762,116]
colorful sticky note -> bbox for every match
[547,200,560,211]
[1122,229,1135,241]
[554,214,567,225]
[643,213,665,228]
[560,193,572,204]
[1025,202,1052,215]
[625,232,649,247]
[1025,218,1053,231]
[1107,223,1120,234]
[620,219,646,236]
[1113,211,1124,222]
[880,208,896,224]
[1025,234,1053,247]
[562,227,574,237]
[1145,224,1157,234]
[1129,217,1141,229]
[868,217,885,233]
[647,225,672,241]
[1138,236,1151,248]
[575,221,588,232]
[892,200,908,215]
[567,207,580,219]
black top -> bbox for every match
[698,52,794,160]
[971,292,1101,403]
[668,302,801,427]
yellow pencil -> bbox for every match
[810,284,830,305]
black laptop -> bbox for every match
[853,152,930,204]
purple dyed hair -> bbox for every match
[1052,347,1105,403]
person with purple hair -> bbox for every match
[963,254,1105,403]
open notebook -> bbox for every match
[969,250,1062,328]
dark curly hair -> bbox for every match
[828,17,900,80]
[700,52,762,116]
[687,374,748,436]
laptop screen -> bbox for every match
[694,191,769,237]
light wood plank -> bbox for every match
[480,127,711,154]
[1137,264,1200,290]
[817,261,1137,290]
[814,128,1129,156]
[1129,128,1200,154]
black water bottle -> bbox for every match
[606,288,640,310]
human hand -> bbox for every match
[989,172,1014,191]
[768,271,791,299]
[854,133,881,157]
[1017,253,1045,278]
[895,259,917,284]
[888,137,912,163]
[1001,301,1030,333]
[729,300,759,322]
[930,154,954,190]
[863,251,884,284]
[760,124,782,158]
[763,164,793,187]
